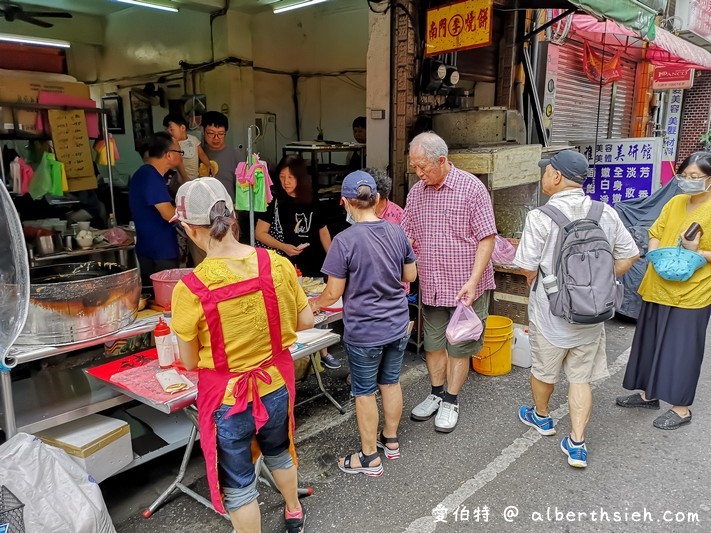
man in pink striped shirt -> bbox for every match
[402,132,497,432]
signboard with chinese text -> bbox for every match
[572,137,663,206]
[661,89,684,185]
[653,67,695,90]
[674,0,711,42]
[425,0,493,56]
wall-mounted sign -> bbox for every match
[653,66,695,90]
[425,0,493,56]
[573,137,663,206]
[663,89,684,162]
[685,0,711,43]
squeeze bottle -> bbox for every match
[154,318,174,368]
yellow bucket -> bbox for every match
[472,315,513,376]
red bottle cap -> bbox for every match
[154,317,170,336]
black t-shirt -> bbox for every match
[257,195,327,276]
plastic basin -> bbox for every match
[149,268,193,308]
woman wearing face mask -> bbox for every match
[311,171,417,476]
[617,151,711,430]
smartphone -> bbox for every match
[296,243,310,250]
[684,223,703,241]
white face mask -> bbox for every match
[676,175,711,195]
[345,207,355,225]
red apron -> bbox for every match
[181,248,298,514]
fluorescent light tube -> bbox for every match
[115,0,179,12]
[0,33,70,48]
[273,0,328,14]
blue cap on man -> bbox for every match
[538,150,589,184]
[341,170,377,198]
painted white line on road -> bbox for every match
[404,347,632,533]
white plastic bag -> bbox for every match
[446,301,484,345]
[0,433,116,533]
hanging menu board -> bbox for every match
[47,109,97,192]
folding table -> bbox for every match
[86,329,341,519]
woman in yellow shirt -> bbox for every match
[617,152,711,430]
[170,178,313,533]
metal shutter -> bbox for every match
[550,41,636,144]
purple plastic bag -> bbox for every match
[446,301,484,345]
[491,235,516,264]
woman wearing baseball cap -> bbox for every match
[170,177,313,532]
[311,171,418,476]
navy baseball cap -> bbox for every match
[538,150,589,184]
[341,170,377,199]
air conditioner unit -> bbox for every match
[674,0,711,50]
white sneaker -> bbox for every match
[434,402,459,433]
[410,394,442,421]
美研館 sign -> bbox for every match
[573,138,663,206]
[425,0,493,56]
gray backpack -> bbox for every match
[535,202,621,324]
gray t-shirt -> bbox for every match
[321,220,416,347]
[203,145,243,201]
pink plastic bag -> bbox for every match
[446,301,484,345]
[491,235,516,264]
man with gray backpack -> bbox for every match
[513,150,639,468]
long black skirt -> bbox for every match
[623,301,711,406]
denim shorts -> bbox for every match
[213,385,291,492]
[344,335,408,396]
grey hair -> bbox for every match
[409,131,448,162]
[364,167,392,198]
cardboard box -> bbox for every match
[0,76,90,133]
[36,414,132,482]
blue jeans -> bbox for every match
[213,386,292,499]
[344,336,408,396]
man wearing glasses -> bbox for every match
[128,132,183,288]
[201,111,242,202]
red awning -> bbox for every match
[565,14,711,69]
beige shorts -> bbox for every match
[529,323,609,384]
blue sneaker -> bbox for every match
[560,437,588,468]
[321,353,342,370]
[518,405,556,436]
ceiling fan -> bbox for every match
[0,2,72,28]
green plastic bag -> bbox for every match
[47,154,64,197]
[28,153,53,200]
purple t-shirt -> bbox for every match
[321,220,416,347]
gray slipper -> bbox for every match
[616,393,660,410]
[653,409,692,430]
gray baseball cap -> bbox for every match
[538,150,589,184]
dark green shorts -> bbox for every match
[422,291,491,358]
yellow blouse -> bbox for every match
[171,251,309,405]
[638,194,711,308]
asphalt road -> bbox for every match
[104,317,711,532]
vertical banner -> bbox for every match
[573,137,663,206]
[661,89,684,184]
